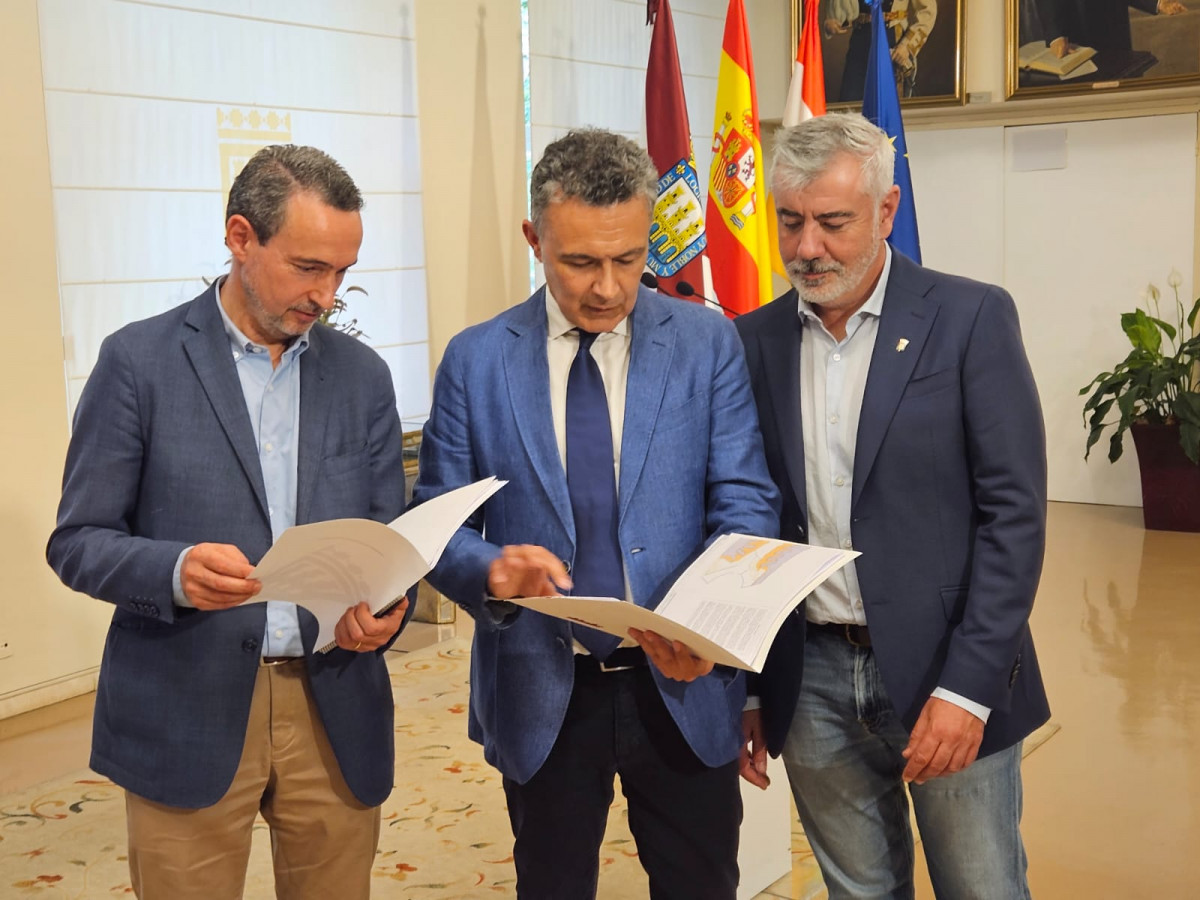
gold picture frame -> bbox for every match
[1007,0,1200,99]
[791,0,966,109]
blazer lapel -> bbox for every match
[617,290,673,524]
[181,286,270,521]
[853,260,937,508]
[504,291,574,539]
[760,292,808,524]
[296,331,333,525]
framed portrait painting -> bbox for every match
[793,0,965,108]
[1008,0,1200,98]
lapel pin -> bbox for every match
[896,338,909,352]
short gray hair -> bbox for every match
[771,113,894,203]
[226,144,363,243]
[530,129,657,231]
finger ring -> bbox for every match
[353,641,362,651]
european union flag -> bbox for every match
[862,0,921,264]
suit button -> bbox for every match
[561,559,572,574]
[242,639,259,653]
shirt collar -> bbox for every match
[797,243,892,327]
[544,287,631,340]
[214,275,310,360]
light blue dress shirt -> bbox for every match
[172,285,307,658]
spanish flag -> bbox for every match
[705,0,772,316]
[768,0,826,276]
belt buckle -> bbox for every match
[260,656,295,667]
[843,624,868,648]
[597,659,635,673]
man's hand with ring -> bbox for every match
[334,599,409,652]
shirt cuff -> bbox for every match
[931,687,991,724]
[742,695,761,711]
[173,546,195,608]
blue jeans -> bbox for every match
[781,628,1031,900]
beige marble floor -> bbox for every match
[2,501,1198,897]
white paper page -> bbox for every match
[247,476,504,650]
[655,534,857,669]
[509,534,858,672]
[507,595,752,669]
[388,476,505,564]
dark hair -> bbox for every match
[225,144,363,243]
[530,129,657,230]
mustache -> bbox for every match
[785,258,843,280]
[292,302,322,316]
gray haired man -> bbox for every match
[738,113,1049,899]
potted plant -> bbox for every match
[1080,270,1200,531]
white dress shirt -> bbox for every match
[797,246,989,722]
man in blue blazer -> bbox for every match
[736,114,1050,898]
[414,129,779,899]
[47,146,408,899]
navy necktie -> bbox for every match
[566,329,624,661]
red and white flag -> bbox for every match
[768,0,826,276]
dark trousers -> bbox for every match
[501,658,742,900]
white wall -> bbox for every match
[528,0,725,186]
[1,0,450,719]
[38,0,432,427]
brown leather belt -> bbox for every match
[260,656,303,667]
[808,621,871,648]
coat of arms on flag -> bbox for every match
[711,112,758,231]
[648,156,706,278]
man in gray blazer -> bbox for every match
[737,114,1049,899]
[48,145,408,899]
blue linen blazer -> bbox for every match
[736,252,1052,758]
[47,283,407,808]
[413,287,780,784]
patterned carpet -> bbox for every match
[0,639,1059,898]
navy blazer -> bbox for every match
[47,284,406,808]
[413,287,780,784]
[736,253,1051,758]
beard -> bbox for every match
[238,268,321,344]
[785,222,881,310]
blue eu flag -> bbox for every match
[862,0,921,264]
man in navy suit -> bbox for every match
[736,114,1049,898]
[413,129,779,899]
[48,145,408,899]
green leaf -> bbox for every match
[1087,398,1115,431]
[1180,420,1200,465]
[1107,430,1125,463]
[1188,297,1200,334]
[1148,315,1177,342]
[1173,392,1200,427]
[1122,310,1162,354]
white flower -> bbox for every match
[1168,268,1183,288]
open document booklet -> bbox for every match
[509,534,859,673]
[243,477,504,652]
